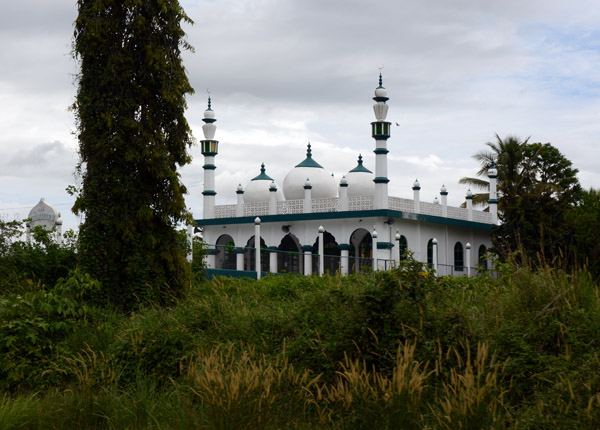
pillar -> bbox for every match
[372,228,378,271]
[235,248,245,271]
[201,97,219,219]
[488,161,498,224]
[339,176,348,211]
[318,226,325,276]
[269,181,277,215]
[432,238,438,274]
[268,247,278,274]
[440,185,448,218]
[413,179,420,213]
[302,245,312,276]
[466,242,471,277]
[236,184,244,217]
[303,179,312,213]
[186,224,193,262]
[339,244,350,275]
[466,189,473,221]
[254,217,261,280]
[372,73,391,210]
[395,229,401,267]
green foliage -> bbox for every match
[0,270,100,389]
[565,188,600,278]
[72,0,195,309]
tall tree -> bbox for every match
[72,0,194,307]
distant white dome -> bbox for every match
[283,144,337,200]
[374,87,388,98]
[345,154,374,197]
[27,198,59,231]
[244,163,284,203]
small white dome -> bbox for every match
[203,109,215,119]
[236,183,244,192]
[345,154,374,197]
[269,181,277,191]
[487,161,498,177]
[374,87,388,98]
[283,144,337,200]
[440,184,447,193]
[244,164,284,203]
[340,175,348,186]
[413,179,420,189]
[466,189,473,198]
[304,178,312,188]
[434,196,439,204]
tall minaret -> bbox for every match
[372,72,391,209]
[201,96,219,218]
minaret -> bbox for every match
[201,96,218,218]
[372,72,391,209]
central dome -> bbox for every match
[244,163,284,203]
[282,143,338,200]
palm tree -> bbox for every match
[459,134,532,212]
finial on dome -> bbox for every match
[358,154,363,164]
[269,181,277,191]
[306,142,312,158]
[261,163,265,174]
[434,196,439,204]
[466,188,473,198]
[440,184,448,195]
[340,175,348,186]
[378,71,383,88]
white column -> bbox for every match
[372,228,378,271]
[236,184,244,217]
[413,180,420,213]
[488,162,498,224]
[186,224,193,262]
[395,230,401,267]
[269,182,277,215]
[269,248,278,274]
[466,242,471,277]
[56,219,63,246]
[254,217,261,279]
[466,189,473,221]
[318,226,325,276]
[203,154,216,219]
[340,247,349,275]
[303,179,312,214]
[339,176,348,211]
[25,223,31,244]
[303,246,312,276]
[441,185,448,218]
[236,250,244,271]
[432,238,438,274]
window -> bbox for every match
[427,239,434,269]
[478,245,488,271]
[454,242,464,272]
[398,235,408,261]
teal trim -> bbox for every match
[349,154,372,173]
[234,247,246,254]
[205,268,267,280]
[251,163,274,181]
[466,196,474,200]
[488,199,499,204]
[440,192,448,196]
[488,174,498,179]
[236,190,244,195]
[295,143,324,168]
[338,243,351,251]
[267,246,279,252]
[203,118,216,124]
[195,209,493,231]
[412,186,421,191]
[377,242,394,249]
[201,151,218,156]
[202,190,217,196]
[301,245,313,252]
[207,248,220,255]
[304,185,312,189]
[203,164,217,170]
[374,177,390,184]
[373,96,389,102]
[373,148,389,155]
[340,183,348,188]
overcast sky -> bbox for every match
[1,0,599,232]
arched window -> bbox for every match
[427,239,434,269]
[478,245,488,271]
[454,242,464,272]
[398,235,408,261]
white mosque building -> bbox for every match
[194,74,497,278]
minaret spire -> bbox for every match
[371,71,391,209]
[201,95,219,218]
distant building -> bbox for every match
[26,198,63,244]
[193,74,497,278]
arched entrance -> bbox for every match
[215,234,236,270]
[245,235,269,272]
[312,231,340,275]
[278,234,302,274]
[349,228,372,273]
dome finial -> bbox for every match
[207,88,212,110]
[306,141,312,158]
[260,162,266,174]
[378,65,384,88]
[358,154,363,165]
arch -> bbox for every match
[215,234,236,270]
[427,238,434,269]
[278,233,302,274]
[312,231,340,275]
[454,242,464,272]
[244,235,269,272]
[398,235,408,261]
[349,228,372,273]
[478,244,488,272]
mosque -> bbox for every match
[193,74,497,278]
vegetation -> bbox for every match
[1,220,600,428]
[72,0,195,309]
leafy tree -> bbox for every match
[72,0,195,308]
[493,142,580,262]
[565,188,600,277]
